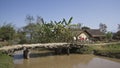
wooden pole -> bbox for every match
[23,48,30,59]
[67,47,70,55]
[54,48,58,55]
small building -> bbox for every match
[84,29,105,41]
[77,31,89,41]
[73,29,105,42]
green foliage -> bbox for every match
[79,46,94,54]
[81,26,90,30]
[0,41,10,46]
[103,43,120,50]
[0,52,14,68]
[16,29,27,44]
[106,32,113,41]
[113,30,120,40]
[94,43,120,58]
[0,16,80,44]
[69,23,82,29]
[0,23,15,41]
[118,24,120,31]
[19,16,73,43]
[99,23,107,33]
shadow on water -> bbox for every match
[14,50,58,60]
[13,49,95,59]
[30,51,56,58]
[14,53,23,60]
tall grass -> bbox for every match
[0,52,14,68]
[93,43,120,58]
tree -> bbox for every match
[23,23,36,43]
[113,30,120,40]
[0,23,15,41]
[20,16,73,43]
[99,23,107,33]
[24,15,36,43]
[62,17,73,28]
[17,28,27,44]
[77,23,82,29]
[114,24,120,40]
[106,32,113,41]
[69,23,82,29]
[118,24,120,31]
[25,15,34,24]
[81,26,90,30]
[52,17,73,42]
[36,16,45,24]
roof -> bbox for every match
[84,29,105,37]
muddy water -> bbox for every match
[14,50,120,68]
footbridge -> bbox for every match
[0,43,83,59]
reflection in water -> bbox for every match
[14,50,120,68]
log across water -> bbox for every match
[0,43,83,59]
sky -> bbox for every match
[0,0,120,32]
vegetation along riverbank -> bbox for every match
[77,43,120,59]
[0,52,14,68]
[0,16,120,68]
[93,43,120,59]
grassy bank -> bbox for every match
[77,43,120,59]
[0,52,14,68]
[93,43,120,59]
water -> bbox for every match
[13,50,120,68]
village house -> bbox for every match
[73,29,105,42]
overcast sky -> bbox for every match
[0,0,120,32]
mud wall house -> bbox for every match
[77,31,89,41]
[84,29,105,41]
[72,29,105,42]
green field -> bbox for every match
[77,43,120,59]
[92,43,120,58]
[0,52,14,68]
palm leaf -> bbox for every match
[68,17,73,25]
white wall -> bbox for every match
[77,33,88,40]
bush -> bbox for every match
[0,41,10,46]
[0,52,14,68]
[78,46,94,54]
[94,43,120,59]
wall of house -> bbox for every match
[77,33,88,41]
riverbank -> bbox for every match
[0,42,120,68]
[0,52,14,68]
[93,43,120,59]
[78,43,120,59]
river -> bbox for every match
[13,50,120,68]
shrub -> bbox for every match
[94,43,120,59]
[79,46,94,54]
[0,52,14,68]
